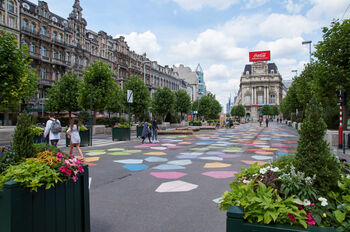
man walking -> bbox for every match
[265,117,269,127]
[44,113,62,147]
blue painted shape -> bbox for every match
[123,164,149,171]
[152,164,186,170]
[176,155,199,159]
[145,157,168,162]
[196,141,214,145]
[276,152,295,156]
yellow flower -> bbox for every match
[323,213,327,218]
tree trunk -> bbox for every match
[69,111,72,122]
[93,110,97,125]
[4,109,9,126]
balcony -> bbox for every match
[41,55,50,61]
[119,62,129,69]
[130,65,142,73]
[39,79,55,87]
[52,58,67,67]
[21,27,40,39]
[52,38,65,46]
[40,34,51,42]
[29,51,40,59]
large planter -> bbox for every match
[66,129,91,147]
[0,165,90,232]
[136,126,143,138]
[227,206,335,232]
[112,127,130,141]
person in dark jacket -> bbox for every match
[152,116,159,143]
[141,119,152,144]
[265,117,269,127]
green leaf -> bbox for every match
[334,210,346,223]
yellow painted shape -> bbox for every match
[204,162,232,168]
[84,157,100,162]
[262,147,279,151]
[144,152,166,156]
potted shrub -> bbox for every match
[112,124,131,141]
[219,97,345,232]
[136,123,144,138]
[31,126,49,144]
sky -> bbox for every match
[30,0,350,111]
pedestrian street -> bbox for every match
[60,121,299,232]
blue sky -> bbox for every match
[29,0,350,110]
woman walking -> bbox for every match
[66,118,84,160]
[141,119,152,144]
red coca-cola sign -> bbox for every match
[249,51,271,62]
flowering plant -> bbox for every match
[56,152,84,183]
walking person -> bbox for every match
[44,113,62,147]
[259,117,263,127]
[152,116,159,143]
[265,117,269,127]
[141,119,152,144]
[66,118,84,160]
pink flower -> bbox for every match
[243,180,251,184]
[306,212,316,226]
[298,205,303,210]
[65,160,70,165]
[288,213,296,222]
[59,166,66,173]
[78,165,84,173]
[56,152,64,159]
[72,175,78,182]
[309,202,315,206]
[66,169,72,176]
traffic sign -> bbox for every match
[127,90,133,103]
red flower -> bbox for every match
[306,212,316,226]
[288,213,296,222]
[298,205,303,210]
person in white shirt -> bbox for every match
[66,118,84,159]
[44,113,61,147]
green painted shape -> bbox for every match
[125,150,142,154]
[109,152,132,156]
[107,148,125,151]
[190,147,209,151]
[207,146,222,149]
[85,152,106,156]
[87,150,105,153]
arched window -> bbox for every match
[40,46,46,56]
[41,26,46,36]
[40,67,46,79]
[58,33,62,42]
[30,22,35,33]
[52,49,56,59]
[52,31,57,40]
[8,1,14,13]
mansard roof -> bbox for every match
[243,62,279,75]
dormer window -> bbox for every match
[52,17,58,23]
[246,71,249,75]
[271,69,275,74]
[22,2,30,10]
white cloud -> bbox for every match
[258,14,319,38]
[171,29,248,62]
[255,37,306,58]
[117,31,161,59]
[171,0,240,10]
[307,0,350,21]
[284,0,304,14]
[244,0,270,9]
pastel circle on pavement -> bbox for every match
[152,164,186,170]
[167,160,192,166]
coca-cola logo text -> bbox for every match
[249,51,271,62]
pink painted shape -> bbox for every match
[241,160,267,165]
[202,171,238,179]
[150,172,187,179]
[271,143,288,148]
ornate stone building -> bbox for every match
[235,61,283,119]
[0,0,185,110]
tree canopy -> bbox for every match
[175,89,191,119]
[78,61,115,124]
[123,75,150,121]
[151,87,175,121]
[198,95,222,120]
[0,32,39,125]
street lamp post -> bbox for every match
[89,83,93,146]
[302,40,312,63]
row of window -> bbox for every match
[22,19,64,40]
[1,1,16,13]
[245,95,276,105]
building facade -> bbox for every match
[173,64,207,102]
[0,0,184,110]
[235,61,283,119]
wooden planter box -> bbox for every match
[227,206,336,232]
[66,129,91,147]
[136,126,143,138]
[0,165,90,232]
[112,127,130,141]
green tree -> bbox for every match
[46,71,81,121]
[230,106,237,117]
[0,32,39,125]
[152,87,175,121]
[198,95,222,120]
[208,97,222,120]
[78,61,115,124]
[261,105,272,116]
[123,75,150,121]
[105,81,124,117]
[294,96,341,194]
[13,111,35,159]
[271,105,279,116]
[191,99,200,112]
[235,104,246,118]
[175,89,191,120]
